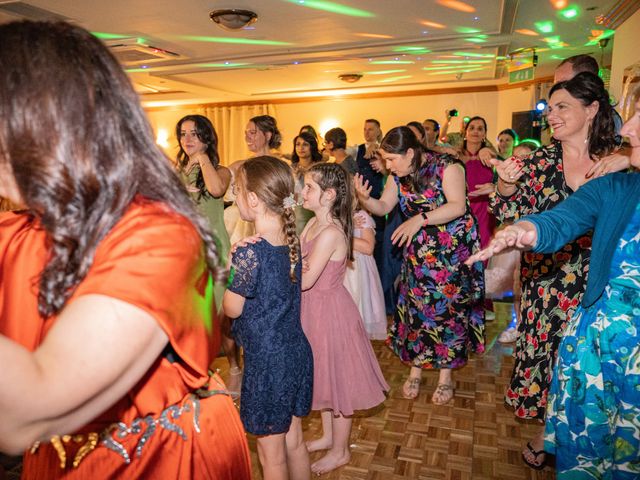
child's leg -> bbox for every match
[256,433,288,480]
[285,416,310,480]
[310,414,352,475]
[306,410,333,452]
[220,314,242,395]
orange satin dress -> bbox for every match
[0,199,251,479]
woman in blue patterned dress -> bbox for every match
[355,126,485,405]
[467,96,640,476]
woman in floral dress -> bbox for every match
[355,126,484,405]
[490,72,623,468]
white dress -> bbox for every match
[344,210,387,340]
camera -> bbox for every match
[448,109,459,118]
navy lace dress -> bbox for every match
[228,239,313,435]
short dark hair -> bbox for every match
[423,118,440,133]
[559,54,599,76]
[364,119,380,129]
[498,128,518,142]
[325,127,347,149]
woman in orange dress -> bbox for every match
[0,21,251,479]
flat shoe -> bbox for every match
[522,441,546,470]
[401,377,420,399]
[432,383,454,405]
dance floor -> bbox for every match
[0,302,555,480]
[216,301,556,480]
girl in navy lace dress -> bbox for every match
[223,156,313,480]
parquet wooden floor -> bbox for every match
[215,301,557,480]
[0,302,556,480]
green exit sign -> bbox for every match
[509,67,535,84]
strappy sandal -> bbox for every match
[401,377,421,399]
[431,383,454,405]
[522,442,547,470]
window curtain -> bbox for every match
[198,103,278,167]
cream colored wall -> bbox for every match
[145,86,536,162]
[611,8,640,104]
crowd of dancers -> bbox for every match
[0,20,639,480]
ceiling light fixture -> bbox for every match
[338,73,363,83]
[209,9,258,30]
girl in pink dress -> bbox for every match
[299,163,389,475]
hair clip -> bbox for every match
[282,193,298,210]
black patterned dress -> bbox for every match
[387,154,485,369]
[491,141,591,420]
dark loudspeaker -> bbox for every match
[511,110,543,142]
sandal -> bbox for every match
[431,383,454,405]
[401,377,421,399]
[522,442,546,470]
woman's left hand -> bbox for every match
[469,182,495,197]
[586,150,631,178]
[391,215,423,248]
[228,234,262,265]
[478,147,495,167]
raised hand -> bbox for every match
[353,173,372,201]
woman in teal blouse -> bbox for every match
[467,103,640,477]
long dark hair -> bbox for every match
[0,21,224,317]
[307,163,354,261]
[250,115,282,150]
[406,121,427,143]
[176,114,220,200]
[549,71,617,159]
[462,116,488,152]
[380,126,427,191]
[237,156,300,282]
[291,131,323,166]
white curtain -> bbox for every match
[199,104,278,166]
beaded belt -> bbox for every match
[29,377,229,469]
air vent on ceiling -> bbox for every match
[106,38,181,65]
[0,1,70,24]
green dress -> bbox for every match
[182,165,230,311]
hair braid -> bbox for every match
[282,208,300,282]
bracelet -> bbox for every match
[421,212,429,226]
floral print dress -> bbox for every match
[491,141,591,419]
[544,201,640,479]
[387,153,485,369]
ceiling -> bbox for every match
[0,0,629,107]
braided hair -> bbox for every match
[237,156,300,282]
[307,163,354,261]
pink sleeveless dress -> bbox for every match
[301,234,389,416]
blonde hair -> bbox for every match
[237,156,300,282]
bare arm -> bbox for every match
[389,163,468,247]
[197,154,231,198]
[301,227,342,291]
[0,295,168,454]
[353,227,375,255]
[222,289,245,319]
[353,174,398,216]
[426,163,467,223]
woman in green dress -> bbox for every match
[176,115,242,395]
